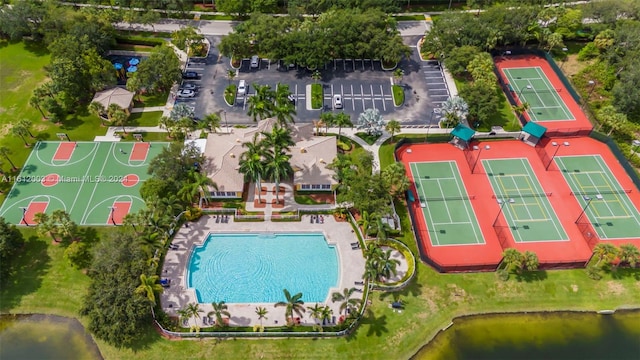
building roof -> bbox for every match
[91,87,134,110]
[522,121,547,138]
[451,124,476,142]
[202,119,338,191]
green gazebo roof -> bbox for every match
[451,124,475,142]
[522,121,547,138]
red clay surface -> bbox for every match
[25,202,48,224]
[121,174,139,187]
[41,174,60,187]
[396,137,640,272]
[494,55,593,135]
[109,201,131,225]
[130,142,150,161]
[53,142,76,161]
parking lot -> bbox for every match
[180,34,451,126]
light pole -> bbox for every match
[575,195,602,224]
[223,110,229,133]
[493,198,515,227]
[471,144,490,173]
[425,108,440,143]
[546,141,570,170]
[586,80,596,101]
[109,206,117,226]
[19,207,29,226]
[560,47,569,70]
[518,85,532,100]
[627,139,640,160]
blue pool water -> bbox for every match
[188,233,339,303]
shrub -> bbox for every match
[577,42,600,61]
[64,241,92,269]
[392,85,404,106]
[496,269,510,281]
[115,35,165,47]
[586,265,603,280]
[311,84,323,109]
[184,207,203,221]
[337,140,351,151]
[225,84,237,105]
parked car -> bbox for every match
[181,83,198,91]
[237,80,247,96]
[250,55,260,68]
[333,94,343,109]
[182,71,200,79]
[177,89,196,98]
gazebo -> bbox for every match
[520,121,547,146]
[91,87,134,114]
[449,124,476,149]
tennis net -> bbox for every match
[419,195,476,202]
[570,189,632,197]
[491,192,552,199]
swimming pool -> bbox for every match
[188,233,339,303]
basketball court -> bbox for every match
[0,141,169,226]
[555,155,640,239]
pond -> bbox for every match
[411,310,640,360]
[0,314,103,360]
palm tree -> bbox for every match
[111,109,130,134]
[381,162,410,198]
[385,119,401,143]
[320,112,335,135]
[138,232,162,254]
[208,301,231,327]
[441,96,469,126]
[376,248,400,280]
[502,248,524,272]
[320,305,333,326]
[177,308,191,327]
[160,195,184,217]
[239,135,267,203]
[107,103,123,121]
[274,289,305,324]
[183,302,203,328]
[618,244,640,268]
[334,112,352,137]
[18,119,36,138]
[34,212,59,242]
[201,113,221,133]
[11,122,30,147]
[88,101,107,126]
[523,251,539,271]
[226,69,236,85]
[29,93,46,119]
[264,150,293,204]
[312,70,321,83]
[177,182,200,205]
[247,84,275,122]
[262,123,295,154]
[307,303,324,325]
[135,274,163,304]
[189,170,217,205]
[512,102,531,119]
[331,287,362,317]
[357,210,377,238]
[255,306,268,326]
[393,68,404,84]
[273,101,297,126]
[313,119,324,136]
[592,243,619,267]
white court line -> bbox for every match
[436,179,454,223]
[447,161,484,244]
[534,67,575,120]
[70,142,106,220]
[594,155,640,224]
[411,162,441,246]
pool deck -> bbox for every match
[160,214,366,328]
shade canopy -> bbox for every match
[522,121,547,138]
[129,58,140,65]
[127,66,137,73]
[451,124,476,142]
[113,63,123,70]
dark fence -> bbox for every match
[590,131,640,191]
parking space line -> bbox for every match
[369,84,376,110]
[350,85,355,109]
[380,84,386,111]
[360,84,365,109]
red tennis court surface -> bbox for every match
[495,55,593,136]
[25,202,48,224]
[130,142,150,161]
[53,142,76,161]
[396,137,640,272]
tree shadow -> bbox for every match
[514,269,548,282]
[361,313,389,337]
[22,40,50,57]
[376,277,424,302]
[609,267,640,281]
[0,236,51,311]
[59,115,86,131]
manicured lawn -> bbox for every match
[392,85,404,106]
[294,194,325,205]
[112,43,158,52]
[128,111,163,126]
[394,15,426,21]
[225,84,237,105]
[134,90,170,108]
[355,132,380,145]
[311,83,323,109]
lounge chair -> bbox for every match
[354,281,364,286]
[215,216,220,223]
[331,316,336,324]
[202,316,208,325]
[160,278,171,287]
[310,215,314,224]
[354,288,363,292]
[350,242,359,247]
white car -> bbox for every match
[333,94,343,109]
[250,55,260,68]
[177,89,196,98]
[237,80,247,96]
[181,83,198,91]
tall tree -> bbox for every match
[333,112,353,137]
[385,119,401,143]
[135,274,163,305]
[618,244,640,268]
[247,84,275,122]
[0,217,25,283]
[239,134,267,203]
[274,289,305,324]
[264,150,293,204]
[88,101,107,126]
[331,287,362,317]
[208,301,231,327]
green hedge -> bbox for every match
[311,84,323,109]
[115,35,165,47]
[392,85,404,106]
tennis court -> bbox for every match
[503,67,575,122]
[0,141,169,226]
[483,158,568,242]
[409,161,484,246]
[555,155,640,239]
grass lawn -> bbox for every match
[128,111,163,127]
[294,194,326,205]
[392,85,404,106]
[311,83,323,109]
[133,90,170,108]
[225,84,237,105]
[111,43,158,52]
[355,132,381,145]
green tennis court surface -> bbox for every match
[503,67,574,122]
[0,141,169,226]
[483,158,568,242]
[410,161,484,246]
[555,155,640,239]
